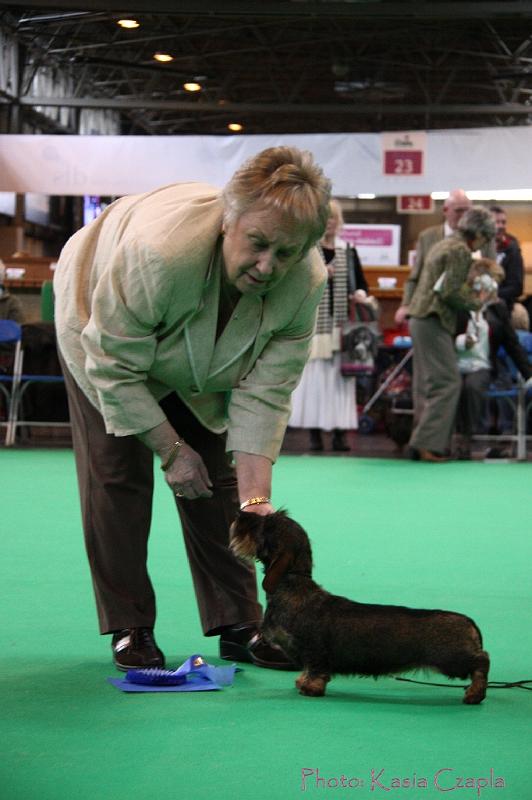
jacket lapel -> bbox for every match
[183,250,222,391]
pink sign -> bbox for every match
[342,228,393,247]
[384,150,423,176]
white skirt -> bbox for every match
[289,352,358,430]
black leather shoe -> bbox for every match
[332,430,350,451]
[111,627,165,672]
[219,624,299,670]
[309,429,324,451]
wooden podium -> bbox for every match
[2,254,57,289]
[363,265,410,329]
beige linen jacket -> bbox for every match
[407,233,483,334]
[54,183,327,461]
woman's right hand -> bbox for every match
[394,305,409,325]
[165,442,213,500]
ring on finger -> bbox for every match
[175,490,185,498]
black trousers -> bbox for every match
[61,361,262,636]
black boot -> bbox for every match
[309,428,324,451]
[332,429,350,451]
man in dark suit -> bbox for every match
[489,205,524,312]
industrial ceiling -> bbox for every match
[2,1,532,135]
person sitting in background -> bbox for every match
[455,259,532,459]
[489,205,524,312]
[289,199,358,452]
[510,298,530,332]
[0,260,24,323]
[407,207,496,462]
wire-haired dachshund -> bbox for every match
[229,510,489,703]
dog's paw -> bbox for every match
[463,687,486,705]
[296,673,327,697]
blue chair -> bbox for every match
[1,321,70,446]
[0,320,23,445]
[518,331,532,452]
[474,330,532,461]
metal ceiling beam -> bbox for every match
[17,95,532,115]
[16,11,105,23]
[5,1,532,20]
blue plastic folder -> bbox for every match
[108,654,239,693]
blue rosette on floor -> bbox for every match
[108,654,240,693]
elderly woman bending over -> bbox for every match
[54,147,331,671]
[407,206,496,462]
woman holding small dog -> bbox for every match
[54,147,331,672]
[407,206,496,462]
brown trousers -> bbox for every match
[61,362,262,636]
[408,315,461,454]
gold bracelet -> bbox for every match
[160,440,183,471]
[240,496,271,510]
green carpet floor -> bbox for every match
[1,449,531,800]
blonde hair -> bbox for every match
[329,198,344,229]
[511,302,530,331]
[223,146,332,247]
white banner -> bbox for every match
[1,127,532,196]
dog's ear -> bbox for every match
[262,552,293,594]
[233,509,267,537]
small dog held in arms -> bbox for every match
[229,510,489,704]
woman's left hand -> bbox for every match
[165,442,213,500]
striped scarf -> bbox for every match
[314,243,349,335]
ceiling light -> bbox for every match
[117,19,139,29]
[183,82,202,92]
[228,122,243,132]
[357,193,376,199]
[154,53,174,63]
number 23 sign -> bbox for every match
[382,132,426,176]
